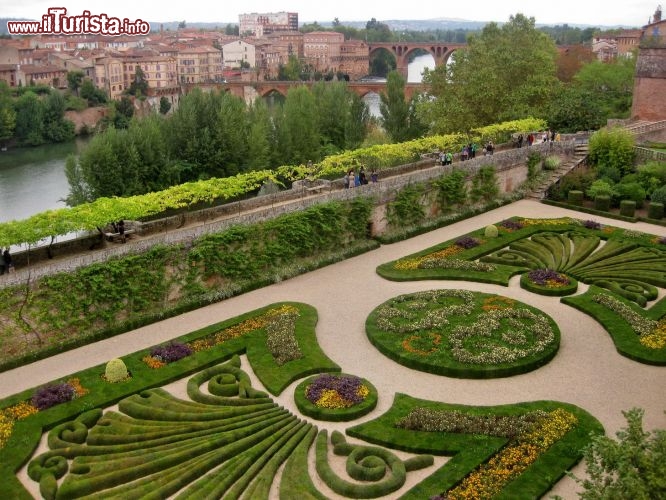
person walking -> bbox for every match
[347,170,355,189]
[3,248,12,273]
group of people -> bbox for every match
[0,248,13,275]
[346,166,378,188]
[515,130,560,148]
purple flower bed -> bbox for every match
[31,382,76,411]
[499,219,524,230]
[305,374,364,405]
[583,220,601,230]
[527,269,570,286]
[150,342,193,363]
[455,236,480,249]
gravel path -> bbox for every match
[4,199,666,499]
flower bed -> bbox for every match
[295,373,378,421]
[366,290,560,378]
[520,269,578,296]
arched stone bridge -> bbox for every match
[185,81,428,101]
[367,42,466,77]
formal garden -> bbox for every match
[2,211,666,498]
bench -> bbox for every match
[104,229,135,243]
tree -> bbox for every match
[66,70,84,96]
[556,44,596,82]
[42,90,75,143]
[14,91,44,146]
[246,99,272,170]
[113,96,135,129]
[127,66,149,97]
[225,24,239,36]
[572,408,666,499]
[80,79,107,106]
[573,57,635,120]
[0,82,16,146]
[278,86,320,164]
[278,54,301,81]
[419,13,559,134]
[159,96,171,115]
[379,71,411,142]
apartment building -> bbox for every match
[222,40,257,69]
[176,45,223,83]
[123,55,178,92]
[303,31,343,71]
[239,12,298,37]
[94,56,124,99]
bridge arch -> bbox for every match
[367,42,465,79]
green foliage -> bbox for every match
[588,127,636,176]
[469,165,499,203]
[104,358,129,382]
[80,79,107,106]
[419,14,558,134]
[568,190,584,205]
[573,408,666,500]
[620,199,636,217]
[637,161,666,196]
[647,202,664,220]
[594,195,611,212]
[527,151,542,178]
[380,71,424,142]
[387,184,426,228]
[14,91,44,146]
[650,185,666,205]
[484,224,499,238]
[159,96,171,115]
[434,169,467,210]
[615,182,646,208]
[547,169,596,201]
[543,155,561,171]
[0,82,16,144]
[586,180,616,200]
[66,70,84,96]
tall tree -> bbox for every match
[246,99,272,170]
[127,66,149,97]
[278,86,319,164]
[14,91,44,146]
[379,71,411,142]
[419,13,559,134]
[42,91,75,143]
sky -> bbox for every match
[2,0,660,28]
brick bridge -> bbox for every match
[367,42,466,78]
[185,81,428,101]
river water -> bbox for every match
[0,55,435,223]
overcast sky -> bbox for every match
[3,0,660,28]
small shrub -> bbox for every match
[620,199,636,217]
[648,202,664,220]
[586,180,616,200]
[568,190,584,206]
[527,152,542,178]
[484,225,499,238]
[499,219,524,231]
[455,236,480,249]
[583,220,602,230]
[615,182,646,208]
[104,358,129,383]
[543,156,561,171]
[594,195,611,211]
[650,185,666,205]
[150,341,193,363]
[31,382,75,411]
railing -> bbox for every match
[634,147,666,162]
[625,120,666,135]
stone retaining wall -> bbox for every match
[0,141,575,287]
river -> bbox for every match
[0,55,435,223]
[0,139,88,223]
[364,53,435,118]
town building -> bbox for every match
[239,12,298,37]
[303,31,343,71]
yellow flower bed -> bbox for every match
[640,318,666,349]
[520,218,575,226]
[447,408,577,499]
[0,401,39,449]
[394,246,463,270]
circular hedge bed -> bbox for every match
[294,373,378,421]
[366,290,560,378]
[519,269,578,297]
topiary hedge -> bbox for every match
[294,373,378,421]
[620,199,636,217]
[648,202,664,220]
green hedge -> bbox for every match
[594,195,611,212]
[648,202,664,220]
[620,199,636,217]
[568,190,584,206]
[519,273,578,297]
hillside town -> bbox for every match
[0,6,664,111]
